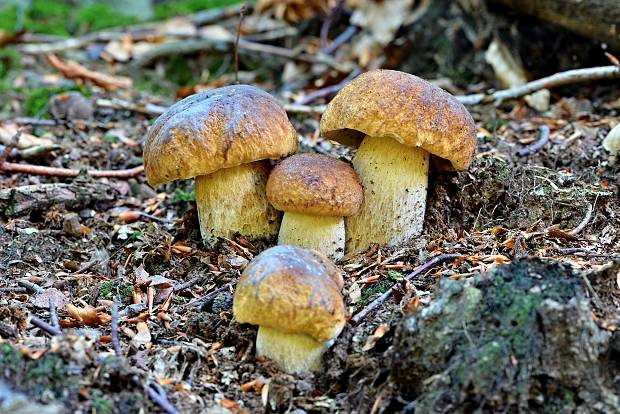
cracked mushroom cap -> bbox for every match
[266,153,363,217]
[143,85,298,186]
[320,69,477,170]
[233,245,346,343]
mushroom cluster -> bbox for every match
[143,70,478,373]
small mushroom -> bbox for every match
[233,245,346,372]
[266,153,363,260]
[143,85,298,244]
[320,70,477,252]
[603,123,620,164]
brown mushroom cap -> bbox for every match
[319,70,477,170]
[144,85,298,186]
[233,245,345,343]
[266,153,363,217]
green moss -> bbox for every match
[98,280,134,303]
[174,187,196,203]
[22,86,82,116]
[154,0,242,20]
[75,4,138,33]
[360,280,392,306]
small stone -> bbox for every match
[63,213,84,237]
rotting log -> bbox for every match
[0,181,118,217]
[492,0,620,48]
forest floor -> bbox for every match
[1,1,619,413]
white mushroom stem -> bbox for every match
[256,326,329,372]
[346,135,429,253]
[278,212,345,260]
[194,160,280,245]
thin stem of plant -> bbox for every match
[2,161,144,178]
[235,5,247,84]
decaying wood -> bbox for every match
[492,0,620,48]
[0,181,118,216]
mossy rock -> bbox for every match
[392,258,620,413]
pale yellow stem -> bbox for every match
[278,212,345,260]
[256,326,329,372]
[194,161,280,245]
[346,135,429,253]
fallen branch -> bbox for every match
[1,161,143,178]
[49,299,61,332]
[30,316,62,336]
[111,297,122,357]
[186,283,233,308]
[296,68,361,105]
[131,376,180,414]
[458,65,620,106]
[570,204,594,236]
[351,253,462,325]
[0,181,119,216]
[47,54,132,91]
[516,125,551,156]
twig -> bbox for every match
[95,98,168,116]
[516,125,550,157]
[350,253,462,325]
[283,103,326,114]
[131,376,180,414]
[320,0,345,49]
[458,65,620,106]
[1,161,144,178]
[30,316,62,336]
[0,287,27,293]
[173,277,205,292]
[296,68,361,105]
[130,37,352,72]
[320,26,358,55]
[186,283,232,308]
[569,204,593,236]
[234,5,247,84]
[49,299,61,332]
[18,278,44,294]
[111,296,122,357]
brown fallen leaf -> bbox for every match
[46,53,132,91]
[131,321,151,348]
[362,323,389,351]
[66,303,111,326]
[0,123,54,149]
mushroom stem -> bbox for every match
[194,160,280,245]
[346,135,429,253]
[256,326,329,372]
[278,212,345,260]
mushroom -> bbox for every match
[233,245,345,372]
[603,123,620,164]
[143,85,298,244]
[320,70,477,252]
[266,153,363,260]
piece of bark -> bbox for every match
[492,0,620,48]
[0,181,118,217]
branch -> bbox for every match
[350,253,462,325]
[1,161,143,178]
[30,316,62,336]
[457,65,620,106]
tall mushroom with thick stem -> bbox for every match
[143,85,298,245]
[320,70,477,253]
[233,245,346,373]
[266,153,363,260]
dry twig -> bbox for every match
[1,162,144,178]
[516,125,551,157]
[570,204,594,236]
[49,299,61,332]
[351,253,462,325]
[458,65,620,106]
[111,297,122,357]
[30,316,62,336]
[46,54,132,90]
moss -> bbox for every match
[154,0,242,20]
[23,86,79,117]
[359,280,393,306]
[98,280,134,303]
[74,4,138,33]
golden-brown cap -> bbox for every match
[319,70,477,170]
[233,245,345,343]
[143,85,298,186]
[266,153,363,217]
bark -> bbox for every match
[493,0,620,48]
[0,181,118,217]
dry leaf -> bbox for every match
[46,53,132,91]
[32,288,66,309]
[65,303,111,326]
[131,321,152,348]
[362,323,389,351]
